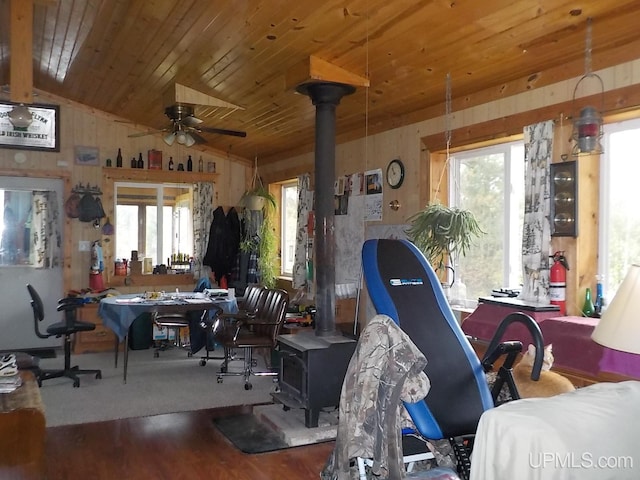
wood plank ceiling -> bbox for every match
[2,0,640,164]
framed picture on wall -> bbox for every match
[75,146,100,166]
[0,102,60,152]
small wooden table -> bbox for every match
[0,371,45,479]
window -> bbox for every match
[599,118,640,304]
[280,181,298,276]
[449,141,525,306]
[115,182,193,266]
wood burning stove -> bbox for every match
[272,330,356,428]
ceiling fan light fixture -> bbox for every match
[176,130,188,145]
[163,132,176,146]
[8,104,33,128]
[184,133,196,147]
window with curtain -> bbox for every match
[280,181,299,276]
[449,141,525,306]
[599,117,640,304]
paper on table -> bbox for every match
[115,297,145,303]
[183,298,213,304]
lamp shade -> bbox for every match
[592,264,640,354]
[163,132,176,146]
[184,133,196,147]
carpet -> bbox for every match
[37,348,275,427]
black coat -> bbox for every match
[203,207,241,283]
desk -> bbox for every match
[99,293,237,382]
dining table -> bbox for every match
[98,292,238,383]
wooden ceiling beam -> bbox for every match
[285,55,370,91]
[10,0,33,103]
[162,83,245,111]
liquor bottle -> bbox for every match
[198,155,204,172]
[582,287,595,317]
[116,148,123,168]
[137,152,144,169]
[594,277,604,317]
[187,155,193,172]
[131,156,137,168]
[168,156,174,171]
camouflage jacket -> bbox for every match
[321,314,430,480]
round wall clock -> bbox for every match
[386,158,405,189]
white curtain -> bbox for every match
[192,182,215,279]
[292,173,313,290]
[520,120,553,303]
[31,191,62,269]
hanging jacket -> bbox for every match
[203,207,241,283]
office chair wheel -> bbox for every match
[217,376,223,383]
[95,372,102,379]
[73,379,80,388]
[199,359,206,366]
[244,382,252,390]
[154,351,160,358]
[187,352,193,357]
[282,405,290,411]
[219,365,227,373]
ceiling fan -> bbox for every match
[128,104,246,147]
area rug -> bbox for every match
[213,414,290,453]
[213,403,338,453]
[37,348,275,427]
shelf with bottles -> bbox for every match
[103,166,219,183]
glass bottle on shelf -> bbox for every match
[137,152,144,169]
[116,148,123,168]
[131,156,137,168]
[198,155,204,172]
[582,287,595,317]
[187,155,193,172]
[594,276,604,317]
[168,156,174,171]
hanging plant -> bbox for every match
[406,202,484,272]
[406,73,485,272]
[240,156,276,210]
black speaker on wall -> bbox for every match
[550,161,578,237]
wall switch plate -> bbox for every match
[79,241,91,252]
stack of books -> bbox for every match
[0,354,21,394]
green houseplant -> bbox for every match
[239,157,278,288]
[405,202,484,273]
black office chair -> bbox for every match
[215,288,289,390]
[27,284,102,388]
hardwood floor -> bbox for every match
[43,405,334,480]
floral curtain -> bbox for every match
[292,173,313,290]
[30,191,62,269]
[192,182,215,279]
[520,120,553,303]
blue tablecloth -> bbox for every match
[98,294,238,341]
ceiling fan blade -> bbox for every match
[128,130,163,138]
[199,126,247,138]
[189,131,207,144]
[183,115,203,127]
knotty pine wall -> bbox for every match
[262,57,640,318]
[0,91,250,294]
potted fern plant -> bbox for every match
[405,202,484,274]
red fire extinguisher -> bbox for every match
[549,251,569,315]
